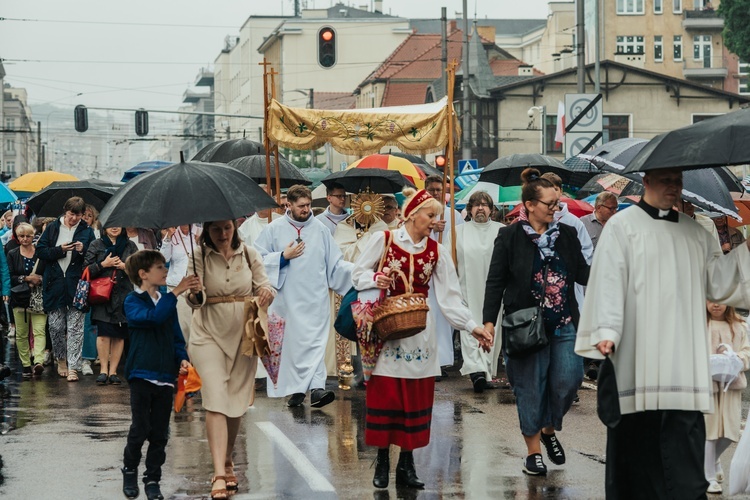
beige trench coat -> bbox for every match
[188,243,272,418]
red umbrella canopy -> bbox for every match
[347,154,427,188]
[506,197,593,221]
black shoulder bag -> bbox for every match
[501,260,549,359]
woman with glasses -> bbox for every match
[483,168,590,476]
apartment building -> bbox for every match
[3,83,38,178]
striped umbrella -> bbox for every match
[454,181,522,206]
[346,154,427,189]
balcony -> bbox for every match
[682,10,724,31]
[195,67,214,87]
[182,89,211,104]
[683,57,728,80]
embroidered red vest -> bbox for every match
[382,231,439,297]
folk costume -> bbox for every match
[444,218,504,380]
[575,199,750,499]
[352,191,477,451]
[254,211,353,398]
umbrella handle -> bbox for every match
[190,232,204,303]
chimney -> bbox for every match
[374,0,383,13]
[448,20,457,33]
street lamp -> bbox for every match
[528,106,547,155]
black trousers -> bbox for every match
[123,379,173,483]
[606,410,708,500]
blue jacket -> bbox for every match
[123,290,188,384]
[35,219,95,311]
[0,243,10,297]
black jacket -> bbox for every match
[7,246,46,309]
[35,219,96,312]
[83,238,139,324]
[482,222,590,328]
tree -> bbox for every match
[720,0,750,64]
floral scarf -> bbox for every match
[517,207,560,259]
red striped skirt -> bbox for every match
[365,375,435,450]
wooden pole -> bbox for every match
[259,58,274,223]
[446,60,458,267]
[269,68,282,203]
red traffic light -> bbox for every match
[321,30,333,42]
[318,27,336,68]
[435,155,447,169]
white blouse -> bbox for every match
[352,226,478,379]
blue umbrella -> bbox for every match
[121,160,172,182]
[0,183,18,204]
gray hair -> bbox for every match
[594,191,618,207]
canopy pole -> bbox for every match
[260,58,274,223]
[446,60,459,267]
[269,68,282,201]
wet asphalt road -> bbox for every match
[1,335,748,500]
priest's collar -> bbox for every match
[284,211,315,227]
[637,199,679,222]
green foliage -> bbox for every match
[720,0,750,63]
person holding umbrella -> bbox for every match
[186,219,275,498]
[83,226,138,385]
[35,196,96,381]
[576,168,750,499]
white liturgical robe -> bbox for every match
[238,212,280,246]
[575,205,750,415]
[254,212,353,397]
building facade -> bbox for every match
[3,84,38,178]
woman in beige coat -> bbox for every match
[704,301,750,494]
[187,220,274,499]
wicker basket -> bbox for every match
[372,292,430,342]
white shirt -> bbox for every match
[54,216,80,275]
[160,229,198,287]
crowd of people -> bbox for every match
[0,167,749,499]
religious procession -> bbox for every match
[3,59,750,500]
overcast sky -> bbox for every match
[1,0,552,112]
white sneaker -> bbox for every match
[707,480,722,494]
[7,326,15,338]
[715,460,724,482]
[42,350,52,366]
[81,360,94,376]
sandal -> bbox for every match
[57,359,68,378]
[224,462,238,490]
[210,476,228,500]
[67,369,79,382]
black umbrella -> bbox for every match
[191,138,266,163]
[577,173,645,199]
[624,108,750,173]
[479,153,573,186]
[561,156,601,187]
[579,137,650,173]
[99,158,277,229]
[321,168,414,194]
[227,155,312,188]
[26,180,118,217]
[388,152,444,178]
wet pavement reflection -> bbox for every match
[1,334,747,499]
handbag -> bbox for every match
[87,268,117,305]
[597,353,621,428]
[501,261,549,359]
[11,259,44,311]
[334,287,359,342]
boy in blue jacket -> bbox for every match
[121,250,200,500]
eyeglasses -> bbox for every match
[426,187,443,194]
[329,194,346,200]
[534,199,561,210]
[600,204,618,212]
[17,234,33,239]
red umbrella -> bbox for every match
[506,197,593,221]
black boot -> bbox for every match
[373,448,390,488]
[396,451,424,489]
[122,467,139,499]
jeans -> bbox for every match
[82,311,98,360]
[505,322,583,436]
[123,379,173,483]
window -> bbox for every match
[4,118,13,130]
[674,35,683,61]
[655,0,663,13]
[693,35,712,67]
[692,114,721,124]
[617,0,645,14]
[739,60,750,95]
[5,161,14,178]
[673,0,682,13]
[603,116,630,143]
[654,36,663,62]
[5,139,13,152]
[616,36,645,54]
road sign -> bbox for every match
[565,132,602,159]
[457,159,478,173]
[565,94,602,133]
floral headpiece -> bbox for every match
[403,189,433,220]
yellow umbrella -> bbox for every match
[9,171,79,194]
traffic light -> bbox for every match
[74,105,88,133]
[318,27,336,68]
[135,109,149,136]
[435,155,447,170]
